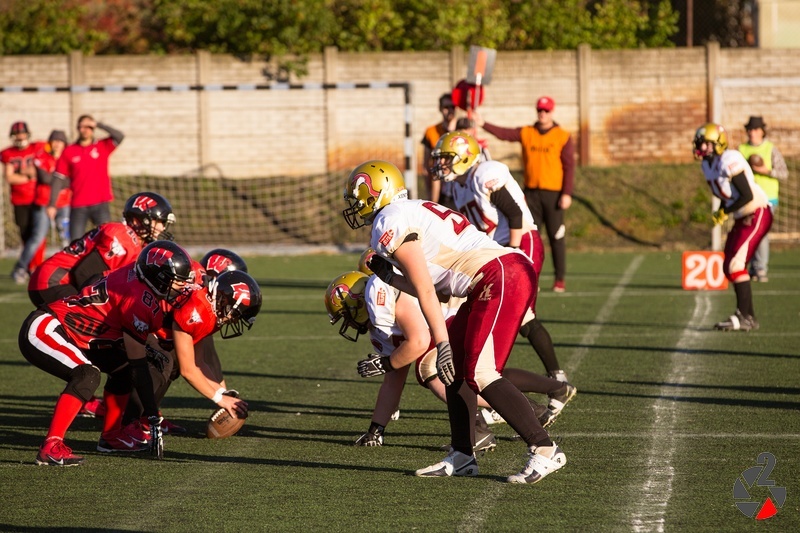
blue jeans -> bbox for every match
[69,202,112,242]
[15,205,50,272]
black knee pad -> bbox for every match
[64,364,101,402]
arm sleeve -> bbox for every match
[96,122,124,145]
[489,187,524,229]
[35,166,54,186]
[770,147,789,180]
[724,172,755,213]
[49,175,68,207]
[72,249,109,289]
[560,135,576,196]
[482,122,523,143]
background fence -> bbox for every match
[2,44,800,251]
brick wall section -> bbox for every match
[2,47,800,180]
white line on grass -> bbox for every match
[564,255,644,376]
[629,292,712,532]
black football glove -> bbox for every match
[436,341,455,386]
[357,353,394,378]
[148,415,164,459]
[145,344,170,373]
[367,255,395,284]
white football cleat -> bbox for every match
[548,383,577,416]
[507,444,566,484]
[480,408,505,426]
[415,450,478,477]
[714,310,759,332]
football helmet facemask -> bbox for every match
[343,160,407,229]
[135,241,193,306]
[431,131,481,182]
[123,192,176,243]
[325,271,370,342]
[208,270,262,339]
[693,123,728,159]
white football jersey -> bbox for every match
[702,149,768,218]
[366,276,463,357]
[371,199,510,298]
[450,160,536,245]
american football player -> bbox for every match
[122,256,256,441]
[19,241,193,465]
[432,131,576,412]
[694,123,773,331]
[343,160,566,483]
[327,268,564,450]
[28,191,176,307]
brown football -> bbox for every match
[748,154,764,168]
[206,408,247,439]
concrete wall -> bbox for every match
[2,45,800,181]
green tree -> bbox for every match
[0,0,104,55]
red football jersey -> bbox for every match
[46,263,165,350]
[171,288,220,344]
[1,142,44,205]
[29,222,143,292]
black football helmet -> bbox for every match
[123,192,176,243]
[135,241,193,305]
[200,248,248,280]
[209,270,262,339]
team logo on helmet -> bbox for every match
[350,172,380,198]
[330,283,361,309]
[146,247,174,267]
[131,195,158,212]
[230,282,251,306]
[447,134,475,159]
[205,254,233,275]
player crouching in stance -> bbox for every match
[19,241,193,465]
[342,160,566,484]
[694,123,773,331]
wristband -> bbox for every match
[211,387,226,404]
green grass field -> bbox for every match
[0,250,798,532]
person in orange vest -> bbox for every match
[475,96,575,293]
[420,93,458,207]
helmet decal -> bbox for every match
[131,195,158,212]
[146,247,173,267]
[448,134,476,159]
[230,281,251,306]
[351,172,380,199]
[206,254,233,275]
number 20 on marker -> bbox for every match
[682,251,728,290]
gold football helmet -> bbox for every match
[324,271,370,342]
[343,160,407,229]
[693,123,728,159]
[431,131,481,181]
[357,248,376,276]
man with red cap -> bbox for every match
[1,121,47,284]
[474,96,575,293]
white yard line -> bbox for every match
[564,255,644,376]
[629,292,713,532]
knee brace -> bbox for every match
[64,364,101,402]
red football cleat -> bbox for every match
[78,397,106,418]
[160,418,187,435]
[36,437,84,466]
[97,428,149,453]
